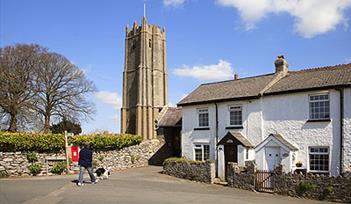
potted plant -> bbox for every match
[296,161,303,168]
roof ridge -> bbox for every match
[289,63,351,73]
[200,73,275,86]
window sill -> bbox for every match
[194,127,210,131]
[307,119,331,123]
[225,126,243,130]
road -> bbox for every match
[0,166,337,204]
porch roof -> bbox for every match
[218,131,254,148]
[255,133,298,151]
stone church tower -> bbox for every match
[121,17,168,140]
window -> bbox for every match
[194,144,210,161]
[309,94,330,120]
[149,39,152,48]
[309,147,329,172]
[229,105,242,126]
[198,108,209,127]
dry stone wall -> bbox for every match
[226,162,351,203]
[163,159,215,184]
[0,139,163,177]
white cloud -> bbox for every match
[163,0,186,7]
[173,59,233,81]
[95,91,122,110]
[216,0,351,38]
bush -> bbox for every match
[163,157,212,165]
[297,181,317,195]
[68,134,142,150]
[26,152,38,162]
[0,132,64,152]
[51,161,67,175]
[0,132,141,152]
[28,163,42,176]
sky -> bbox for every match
[1,0,351,133]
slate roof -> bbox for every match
[157,107,182,127]
[270,133,298,151]
[178,74,276,105]
[218,131,254,148]
[178,64,351,106]
[265,64,351,94]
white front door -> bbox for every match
[265,147,280,171]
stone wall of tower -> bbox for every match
[121,17,168,140]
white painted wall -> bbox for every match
[181,88,349,177]
[262,90,341,176]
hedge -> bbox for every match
[0,132,142,152]
[68,134,142,150]
[0,132,64,152]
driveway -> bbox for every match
[0,166,337,204]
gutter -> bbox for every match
[338,88,344,174]
[215,103,219,178]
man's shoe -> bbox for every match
[77,182,84,187]
[92,180,98,184]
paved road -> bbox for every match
[0,166,337,204]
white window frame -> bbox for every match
[193,144,210,161]
[309,93,330,120]
[308,146,329,173]
[228,105,242,127]
[197,108,209,127]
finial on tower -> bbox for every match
[144,0,146,18]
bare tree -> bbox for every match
[34,52,96,133]
[0,45,43,132]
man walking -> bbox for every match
[77,142,96,186]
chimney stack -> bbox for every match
[274,55,288,74]
[234,73,238,80]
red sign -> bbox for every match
[71,146,79,162]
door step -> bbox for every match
[213,178,228,186]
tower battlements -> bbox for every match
[125,17,166,38]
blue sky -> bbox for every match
[1,0,351,133]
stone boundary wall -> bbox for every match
[0,139,163,177]
[163,159,215,184]
[226,162,351,203]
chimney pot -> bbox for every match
[234,73,238,80]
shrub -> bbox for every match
[0,132,141,152]
[68,134,142,150]
[297,181,317,196]
[163,157,211,165]
[28,163,42,176]
[0,132,64,152]
[51,161,67,175]
[26,152,38,163]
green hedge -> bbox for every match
[0,132,142,152]
[0,132,64,152]
[68,134,142,150]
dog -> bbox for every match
[94,167,111,180]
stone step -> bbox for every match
[213,178,228,186]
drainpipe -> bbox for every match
[338,88,344,175]
[215,103,219,177]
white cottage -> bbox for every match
[178,56,351,180]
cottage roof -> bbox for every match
[178,64,351,106]
[178,74,276,106]
[265,64,351,95]
[218,131,254,148]
[157,107,182,127]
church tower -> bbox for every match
[121,17,168,140]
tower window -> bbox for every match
[149,39,152,48]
